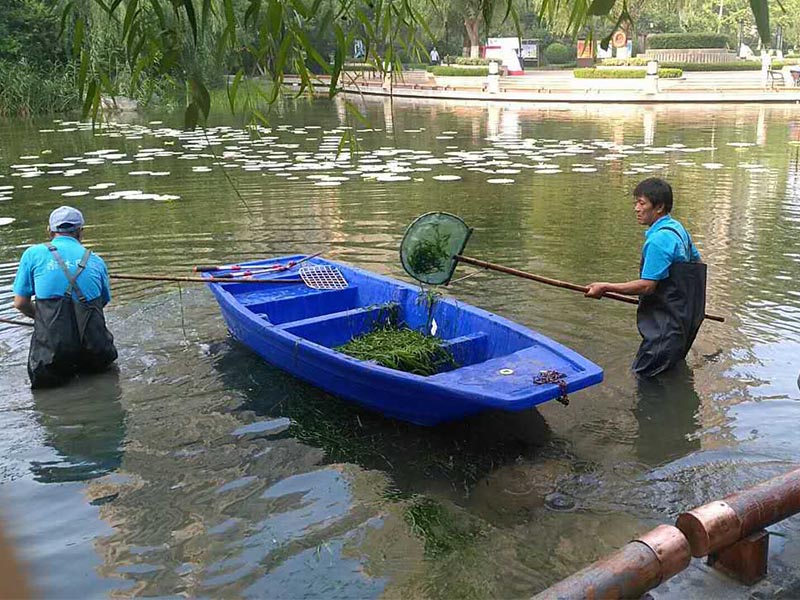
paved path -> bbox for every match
[289,69,800,104]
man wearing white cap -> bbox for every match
[12,206,117,388]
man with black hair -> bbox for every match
[13,206,117,388]
[585,178,706,377]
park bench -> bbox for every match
[767,69,785,89]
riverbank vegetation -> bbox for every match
[0,0,794,121]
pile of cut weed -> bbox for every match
[337,325,455,376]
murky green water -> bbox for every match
[1,98,800,598]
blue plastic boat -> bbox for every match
[206,255,603,426]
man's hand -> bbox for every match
[585,282,609,299]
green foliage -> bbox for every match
[646,33,730,49]
[404,496,484,558]
[336,323,456,376]
[656,67,683,78]
[0,0,68,69]
[431,65,489,76]
[544,41,571,64]
[599,57,649,66]
[537,1,774,50]
[342,63,376,72]
[406,229,452,276]
[535,61,577,70]
[454,56,489,65]
[603,58,798,72]
[57,0,434,127]
[0,0,783,123]
[661,61,761,71]
[574,67,683,78]
[0,59,80,116]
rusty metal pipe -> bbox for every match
[676,467,800,557]
[533,525,690,600]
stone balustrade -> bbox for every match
[645,48,736,63]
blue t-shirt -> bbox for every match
[640,215,702,281]
[12,235,111,304]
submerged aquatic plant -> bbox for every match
[416,287,442,330]
[336,324,455,376]
[405,226,452,277]
[404,496,485,559]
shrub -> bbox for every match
[544,42,571,65]
[455,56,489,65]
[657,68,684,78]
[342,63,376,72]
[599,58,649,66]
[431,65,489,76]
[574,67,683,78]
[660,61,760,71]
[647,33,729,49]
[536,61,577,70]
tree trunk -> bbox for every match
[464,17,480,58]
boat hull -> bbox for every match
[208,256,603,426]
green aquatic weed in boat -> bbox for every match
[336,325,456,376]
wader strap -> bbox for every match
[661,227,697,264]
[46,245,91,303]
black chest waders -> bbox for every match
[27,245,118,388]
[633,228,707,378]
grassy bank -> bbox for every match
[0,60,80,117]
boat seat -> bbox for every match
[246,287,360,325]
[439,332,489,369]
[279,302,398,348]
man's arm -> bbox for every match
[12,250,35,318]
[13,295,35,319]
[585,279,658,299]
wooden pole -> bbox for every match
[0,317,33,327]
[110,274,303,284]
[455,254,725,323]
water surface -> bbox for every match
[1,98,800,597]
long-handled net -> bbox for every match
[399,212,472,285]
[398,212,724,323]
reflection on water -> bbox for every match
[634,364,701,467]
[30,369,125,483]
[0,100,799,597]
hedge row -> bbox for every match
[343,63,376,72]
[647,33,729,49]
[431,66,489,76]
[661,61,758,71]
[599,58,649,66]
[574,68,683,79]
[454,57,490,66]
[661,59,799,71]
